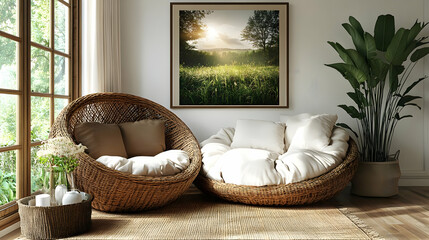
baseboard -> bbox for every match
[399,170,429,185]
[0,221,20,239]
[399,178,429,186]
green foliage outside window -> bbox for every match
[0,0,70,205]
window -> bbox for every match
[0,0,80,229]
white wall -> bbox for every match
[120,0,429,185]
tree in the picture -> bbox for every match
[241,10,279,51]
[179,10,212,52]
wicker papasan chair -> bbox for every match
[194,139,359,206]
[50,92,202,212]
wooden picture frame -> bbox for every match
[170,2,289,108]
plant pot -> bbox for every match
[351,160,401,197]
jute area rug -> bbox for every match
[62,187,381,240]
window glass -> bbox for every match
[55,1,69,53]
[54,55,69,95]
[0,0,18,36]
[0,0,75,212]
[0,150,17,205]
[0,37,18,90]
[31,47,50,93]
[31,145,46,193]
[0,94,17,147]
[31,96,51,142]
[31,0,50,47]
[54,98,68,119]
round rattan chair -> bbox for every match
[194,139,359,205]
[50,92,202,212]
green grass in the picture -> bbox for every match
[180,64,279,105]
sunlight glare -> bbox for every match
[205,26,219,40]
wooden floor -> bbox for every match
[336,186,429,239]
[3,186,429,240]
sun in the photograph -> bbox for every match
[205,26,219,41]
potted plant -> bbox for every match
[37,137,87,204]
[326,14,429,197]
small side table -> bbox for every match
[17,193,93,239]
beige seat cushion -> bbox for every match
[74,122,128,159]
[119,119,166,157]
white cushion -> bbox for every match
[96,150,190,176]
[231,119,285,154]
[279,113,312,150]
[216,148,281,186]
[201,128,235,147]
[201,143,232,181]
[96,156,130,171]
[276,148,342,184]
[129,157,179,176]
[200,126,349,186]
[289,114,338,151]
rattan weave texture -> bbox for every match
[50,93,202,212]
[18,195,92,239]
[194,139,359,205]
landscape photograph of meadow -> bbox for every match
[171,3,288,107]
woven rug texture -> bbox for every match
[61,188,379,240]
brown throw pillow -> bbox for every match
[119,119,166,157]
[74,122,128,159]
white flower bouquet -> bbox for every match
[37,137,87,173]
[37,137,87,205]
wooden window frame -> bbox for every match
[0,0,81,230]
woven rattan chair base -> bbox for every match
[50,93,202,212]
[194,139,359,205]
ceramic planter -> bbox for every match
[351,160,401,197]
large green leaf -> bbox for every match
[346,49,369,76]
[343,23,367,57]
[402,40,418,62]
[326,63,359,88]
[349,16,364,37]
[336,122,358,138]
[364,33,377,59]
[347,91,368,106]
[394,113,412,120]
[398,95,422,107]
[401,21,428,62]
[410,47,429,62]
[408,21,425,45]
[327,41,354,65]
[374,14,395,51]
[404,77,426,95]
[368,58,388,87]
[416,40,429,48]
[338,104,363,119]
[389,65,404,93]
[327,63,367,85]
[405,103,421,110]
[386,28,410,65]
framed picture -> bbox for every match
[170,2,289,108]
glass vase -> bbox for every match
[67,171,77,191]
[48,166,55,206]
[46,166,67,206]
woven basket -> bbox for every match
[49,93,202,212]
[18,195,92,239]
[194,139,359,205]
